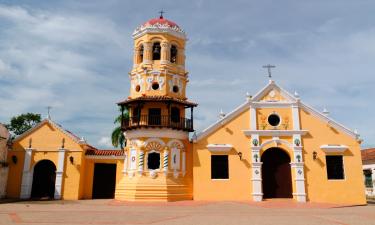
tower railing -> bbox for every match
[121,115,193,132]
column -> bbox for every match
[160,42,170,65]
[182,150,186,176]
[163,147,169,176]
[122,152,128,174]
[143,42,152,64]
[138,149,144,175]
[251,141,263,202]
[20,148,33,199]
[291,102,306,202]
[54,148,66,199]
[177,48,185,67]
[250,104,257,130]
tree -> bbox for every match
[6,113,41,136]
[111,107,128,149]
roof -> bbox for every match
[197,80,359,141]
[144,17,180,29]
[85,146,124,157]
[12,119,85,145]
[117,96,198,107]
[362,148,375,163]
[133,16,186,39]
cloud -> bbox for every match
[98,137,113,148]
[0,1,374,148]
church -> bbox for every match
[5,15,366,205]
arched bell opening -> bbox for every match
[261,147,293,199]
[31,160,56,199]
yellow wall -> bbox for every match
[299,108,366,204]
[193,110,252,201]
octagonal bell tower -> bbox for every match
[116,14,197,201]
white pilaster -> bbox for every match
[250,105,257,130]
[182,150,186,176]
[291,102,300,130]
[251,145,263,201]
[20,148,33,199]
[122,152,128,174]
[54,148,66,199]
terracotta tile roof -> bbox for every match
[85,146,124,157]
[361,148,375,163]
[117,96,198,107]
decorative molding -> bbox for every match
[144,138,165,151]
[125,129,188,140]
[320,145,348,153]
[167,139,184,149]
[243,130,308,137]
[132,24,186,40]
[206,144,233,152]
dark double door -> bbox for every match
[92,163,117,199]
[261,148,293,198]
[31,160,56,199]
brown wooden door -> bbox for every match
[261,148,293,198]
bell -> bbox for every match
[153,46,160,54]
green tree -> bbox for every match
[6,113,41,136]
[111,108,128,149]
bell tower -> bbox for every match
[116,14,197,201]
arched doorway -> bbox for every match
[261,147,292,198]
[31,160,56,199]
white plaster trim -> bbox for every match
[206,144,233,152]
[167,139,184,149]
[251,102,294,108]
[20,148,33,199]
[251,80,297,102]
[144,138,166,148]
[197,101,249,141]
[299,102,358,139]
[125,128,188,140]
[243,130,308,137]
[13,119,81,145]
[320,145,348,153]
[132,27,187,40]
[54,148,65,199]
[259,139,294,149]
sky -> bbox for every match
[0,0,374,149]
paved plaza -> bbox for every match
[0,199,374,225]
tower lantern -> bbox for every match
[116,15,197,201]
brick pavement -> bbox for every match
[0,199,373,225]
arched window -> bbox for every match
[152,42,161,60]
[170,45,178,63]
[139,45,144,63]
[147,152,160,170]
[171,107,180,123]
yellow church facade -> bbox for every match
[5,15,366,205]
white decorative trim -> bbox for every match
[320,145,348,153]
[206,144,233,152]
[20,148,33,199]
[243,130,308,137]
[250,105,257,130]
[133,25,186,40]
[251,102,294,108]
[291,103,301,130]
[144,138,166,148]
[167,139,184,149]
[54,148,66,199]
[259,139,293,149]
[125,129,188,140]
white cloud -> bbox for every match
[98,137,113,148]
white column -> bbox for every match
[182,150,186,176]
[251,145,263,201]
[292,102,301,130]
[122,152,128,174]
[291,139,306,202]
[138,150,144,175]
[163,147,169,176]
[54,148,66,199]
[20,148,33,199]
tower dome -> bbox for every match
[132,15,186,39]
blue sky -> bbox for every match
[0,0,374,148]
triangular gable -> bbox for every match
[197,80,359,141]
[252,80,297,103]
[12,119,83,145]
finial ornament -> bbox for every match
[159,10,165,19]
[263,64,276,79]
[47,106,52,119]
